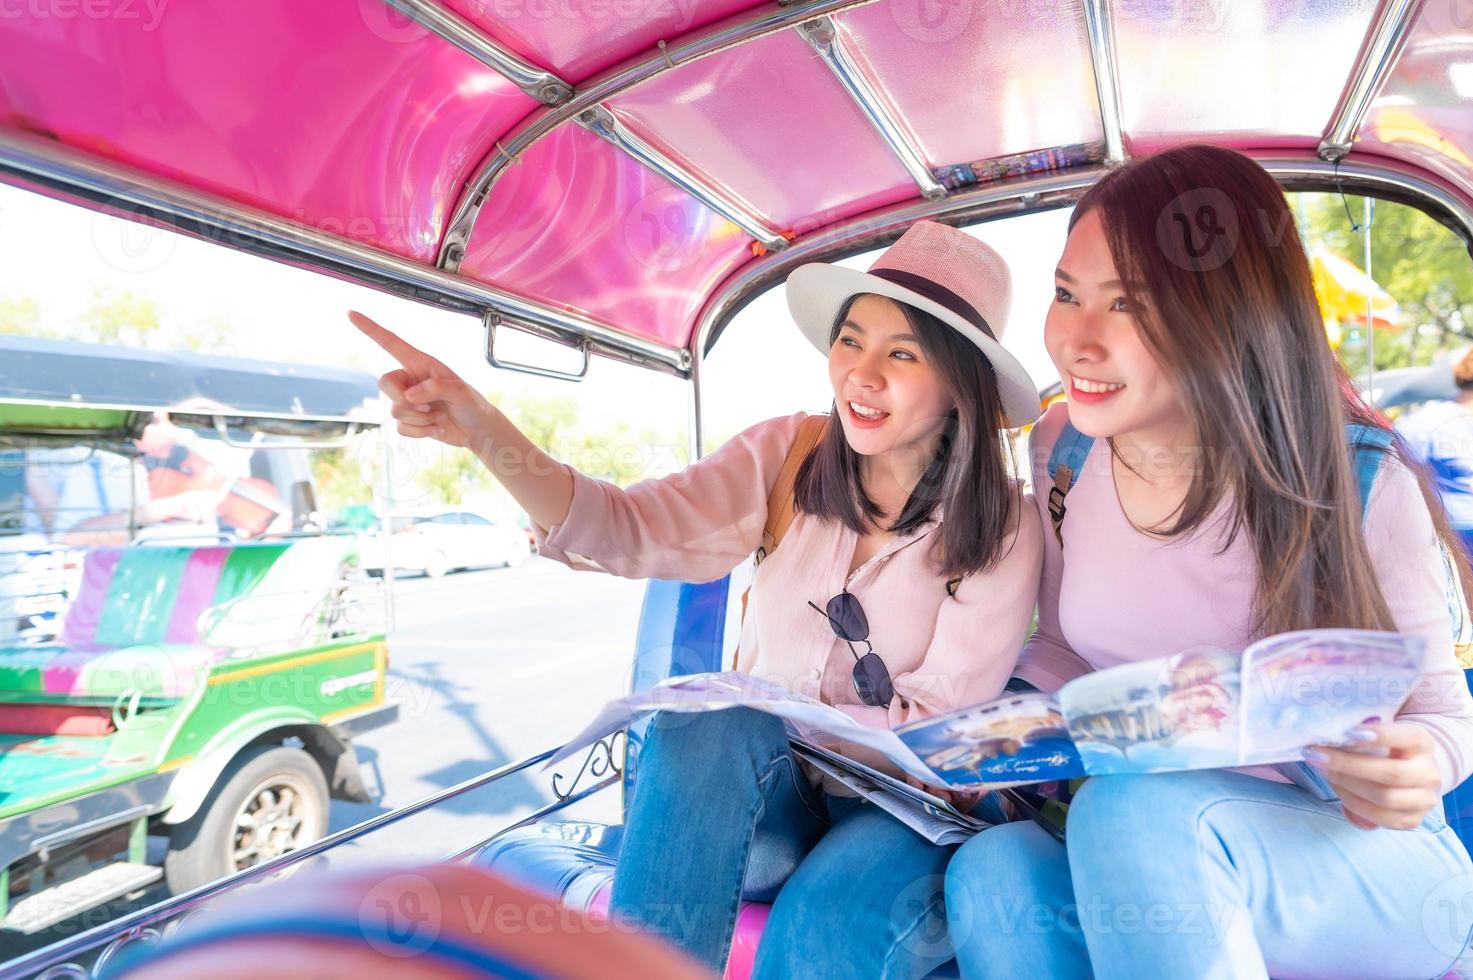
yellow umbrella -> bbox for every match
[1310,245,1400,349]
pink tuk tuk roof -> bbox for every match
[1,0,1470,376]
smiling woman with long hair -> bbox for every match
[944,145,1473,979]
[351,220,1044,978]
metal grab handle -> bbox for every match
[484,310,591,382]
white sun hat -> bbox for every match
[785,220,1042,427]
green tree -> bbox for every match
[310,391,690,520]
[499,394,687,485]
[1296,192,1473,376]
[506,395,579,451]
[311,445,375,516]
[0,287,236,352]
[79,289,163,346]
[413,448,497,506]
[0,297,40,335]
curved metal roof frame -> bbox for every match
[0,0,1466,384]
[678,148,1473,451]
[429,0,891,270]
[0,129,692,376]
[694,150,1473,363]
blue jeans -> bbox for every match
[945,770,1473,979]
[610,706,958,978]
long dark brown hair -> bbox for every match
[1072,143,1472,638]
[793,293,1019,579]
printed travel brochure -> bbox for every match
[549,630,1425,794]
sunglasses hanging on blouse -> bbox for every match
[807,590,895,708]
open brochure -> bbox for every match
[788,740,991,846]
[548,629,1425,792]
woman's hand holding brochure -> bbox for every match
[1305,720,1444,830]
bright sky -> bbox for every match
[0,183,1072,453]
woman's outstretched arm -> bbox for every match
[353,310,805,583]
[352,310,574,531]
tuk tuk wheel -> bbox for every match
[164,744,329,895]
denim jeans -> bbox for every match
[610,706,959,978]
[944,770,1473,980]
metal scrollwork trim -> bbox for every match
[33,966,90,980]
[90,925,163,977]
[550,730,625,802]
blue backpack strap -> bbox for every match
[1046,419,1095,546]
[1346,422,1394,521]
[1344,420,1472,673]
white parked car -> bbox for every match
[360,509,532,578]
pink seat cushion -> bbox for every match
[0,704,115,736]
[585,881,772,980]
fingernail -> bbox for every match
[413,404,432,413]
[1302,749,1331,767]
[1346,728,1379,743]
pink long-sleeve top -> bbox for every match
[1013,403,1473,793]
[533,412,1044,735]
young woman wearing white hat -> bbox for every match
[351,219,1043,978]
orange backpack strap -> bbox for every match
[734,414,827,670]
[757,414,828,567]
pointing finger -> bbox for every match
[350,310,433,371]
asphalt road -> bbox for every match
[0,557,648,966]
[324,556,641,856]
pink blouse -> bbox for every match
[533,412,1044,733]
[1014,403,1473,793]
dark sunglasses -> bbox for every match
[807,590,895,708]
